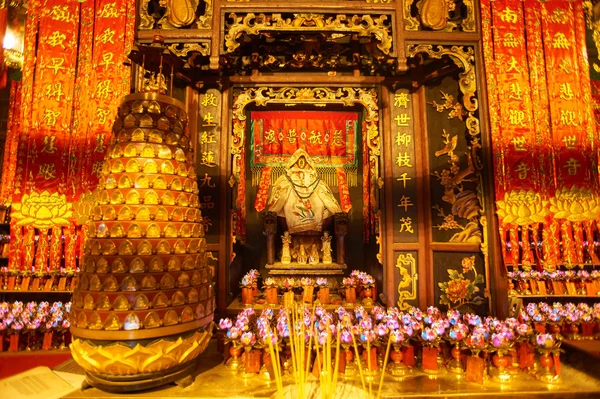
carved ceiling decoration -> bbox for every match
[224,13,394,56]
[219,32,398,76]
[139,0,212,30]
[404,0,476,32]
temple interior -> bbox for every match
[0,0,600,397]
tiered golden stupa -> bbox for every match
[69,73,214,391]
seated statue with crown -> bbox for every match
[263,148,349,276]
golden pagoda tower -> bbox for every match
[69,42,214,391]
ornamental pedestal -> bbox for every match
[69,92,214,392]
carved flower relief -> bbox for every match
[438,256,484,310]
[496,189,549,226]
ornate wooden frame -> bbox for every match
[229,86,381,247]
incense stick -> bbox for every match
[376,336,392,399]
[351,330,367,393]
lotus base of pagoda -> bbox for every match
[85,357,200,393]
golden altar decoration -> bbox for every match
[69,86,215,391]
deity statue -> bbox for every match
[266,149,344,234]
[297,244,307,264]
[321,232,332,264]
[309,244,320,265]
[281,231,292,264]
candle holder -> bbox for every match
[226,345,244,371]
[537,349,560,384]
[387,344,410,378]
[446,344,465,375]
[491,351,512,382]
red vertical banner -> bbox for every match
[483,0,546,270]
[78,0,134,195]
[540,1,599,268]
[0,81,21,204]
[29,0,80,191]
[485,0,600,273]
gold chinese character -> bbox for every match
[562,135,577,149]
[550,9,568,24]
[96,107,110,124]
[506,56,521,73]
[200,131,217,144]
[94,133,106,153]
[309,130,322,144]
[44,83,64,102]
[508,82,522,100]
[399,217,414,234]
[200,173,216,188]
[201,93,217,107]
[396,152,413,168]
[395,114,411,127]
[560,109,577,126]
[92,161,104,177]
[49,5,72,22]
[38,163,57,180]
[552,33,571,50]
[563,158,581,176]
[514,161,530,179]
[42,109,61,127]
[499,7,518,23]
[97,2,119,18]
[394,93,410,108]
[264,129,277,144]
[511,136,527,151]
[99,52,115,68]
[508,109,526,126]
[47,58,66,75]
[559,59,572,74]
[396,173,412,189]
[97,28,115,45]
[201,151,217,167]
[395,133,411,147]
[202,113,216,127]
[332,130,343,146]
[503,32,520,48]
[559,83,574,101]
[96,80,113,99]
[200,196,215,209]
[287,129,297,144]
[397,195,414,212]
[41,135,58,154]
[47,31,67,49]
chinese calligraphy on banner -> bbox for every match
[198,89,221,243]
[482,0,598,270]
[391,89,418,242]
[5,0,135,274]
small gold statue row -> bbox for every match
[281,231,333,265]
[106,158,195,177]
[91,205,201,222]
[96,189,198,207]
[118,99,188,121]
[75,284,213,311]
[78,271,206,292]
[92,221,203,239]
[113,128,189,147]
[84,254,207,274]
[117,113,188,138]
[73,299,214,331]
[76,286,212,312]
[87,238,204,257]
[109,142,189,162]
[100,174,198,193]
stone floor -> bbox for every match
[62,339,600,399]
